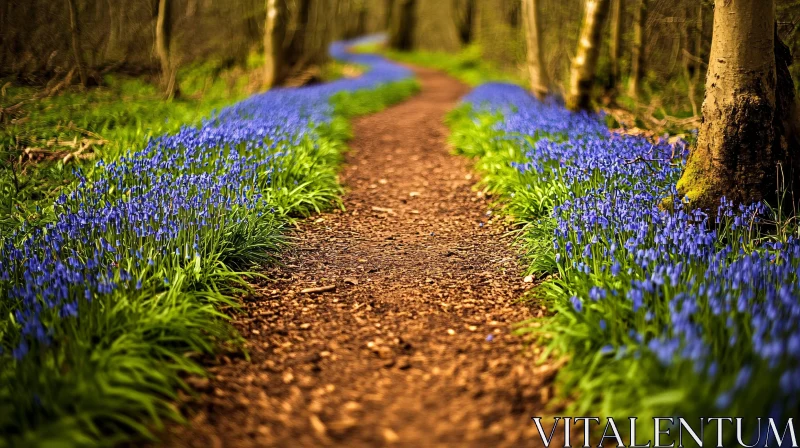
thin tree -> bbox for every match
[155,0,178,99]
[263,0,285,89]
[676,0,800,211]
[607,0,623,96]
[522,0,549,100]
[66,0,88,88]
[566,0,612,111]
[628,0,646,98]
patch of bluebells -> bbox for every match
[0,37,412,360]
[463,83,800,414]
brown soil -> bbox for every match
[165,67,560,447]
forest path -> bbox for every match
[167,67,558,447]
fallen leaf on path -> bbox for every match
[344,277,359,285]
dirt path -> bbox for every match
[167,67,559,447]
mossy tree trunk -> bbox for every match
[263,0,286,89]
[566,0,612,111]
[628,0,646,98]
[676,0,800,212]
[389,0,415,50]
[607,0,623,96]
[66,0,88,88]
[155,0,179,99]
[522,0,549,100]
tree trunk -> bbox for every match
[566,0,612,111]
[155,0,178,99]
[628,0,646,98]
[522,0,549,100]
[66,0,88,88]
[287,0,312,69]
[675,0,799,212]
[607,0,623,95]
[388,0,415,50]
[456,0,475,45]
[356,0,368,37]
[104,0,122,61]
[263,0,285,89]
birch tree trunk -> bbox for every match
[628,0,646,98]
[66,0,88,88]
[155,0,178,99]
[263,0,285,89]
[676,0,800,211]
[566,0,611,111]
[522,0,549,100]
[608,0,623,95]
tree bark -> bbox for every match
[628,0,646,98]
[155,0,178,99]
[522,0,549,100]
[263,0,285,89]
[676,0,799,211]
[389,0,415,50]
[566,0,612,111]
[608,0,623,95]
[66,0,88,88]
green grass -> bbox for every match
[0,71,419,447]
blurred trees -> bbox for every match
[4,0,800,121]
[65,0,89,88]
[628,0,647,98]
[381,0,800,119]
[0,0,391,92]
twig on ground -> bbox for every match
[300,285,336,294]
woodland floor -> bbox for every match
[165,67,562,447]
